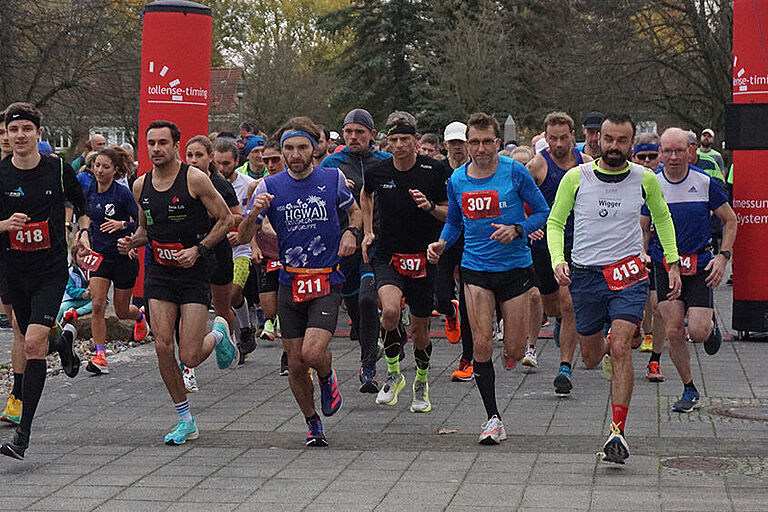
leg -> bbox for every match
[178,303,218,367]
[687,306,715,343]
[89,277,111,348]
[501,288,532,363]
[149,300,186,404]
[283,336,316,417]
[379,284,405,374]
[211,283,236,337]
[657,300,689,383]
[607,319,637,425]
[464,282,499,420]
[358,270,380,370]
[112,287,141,321]
[527,287,543,347]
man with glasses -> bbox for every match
[641,127,736,414]
[428,112,549,444]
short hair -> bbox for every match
[97,147,132,179]
[214,139,239,160]
[240,120,259,134]
[511,145,534,160]
[420,133,439,146]
[634,132,659,145]
[385,111,417,131]
[543,111,575,132]
[316,124,331,142]
[263,138,280,152]
[275,116,321,144]
[466,112,501,139]
[0,108,5,126]
[602,113,636,137]
[146,120,181,143]
[4,102,42,129]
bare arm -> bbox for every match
[526,154,548,186]
[117,175,149,254]
[360,188,375,263]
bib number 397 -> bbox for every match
[461,190,501,219]
[602,255,649,291]
[292,273,330,303]
[391,253,427,279]
[10,221,51,251]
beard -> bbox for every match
[602,149,629,168]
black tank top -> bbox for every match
[139,163,210,246]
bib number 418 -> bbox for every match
[9,221,51,251]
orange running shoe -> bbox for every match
[86,353,109,375]
[445,299,461,344]
[450,358,473,381]
[134,307,149,341]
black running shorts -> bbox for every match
[277,285,341,339]
[461,265,536,304]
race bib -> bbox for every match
[291,273,330,303]
[664,254,697,276]
[81,251,104,272]
[151,241,184,267]
[602,255,649,291]
[266,259,281,273]
[461,190,501,219]
[10,221,51,251]
[391,252,427,279]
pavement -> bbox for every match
[1,277,767,511]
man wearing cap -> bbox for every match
[439,121,474,382]
[236,135,267,180]
[687,131,724,183]
[321,108,391,393]
[698,129,725,173]
[580,111,603,159]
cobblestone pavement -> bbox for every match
[1,282,767,511]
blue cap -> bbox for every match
[38,141,53,154]
[245,135,266,156]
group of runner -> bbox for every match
[0,103,736,465]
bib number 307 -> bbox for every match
[292,273,330,303]
[10,221,51,251]
[602,255,649,291]
[461,190,501,219]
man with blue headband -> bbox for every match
[243,116,361,447]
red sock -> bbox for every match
[612,404,628,431]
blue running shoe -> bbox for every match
[672,389,700,413]
[704,316,722,355]
[553,364,573,396]
[305,416,328,447]
[359,366,379,394]
[164,418,199,445]
[319,369,342,416]
[553,317,561,348]
[212,316,238,369]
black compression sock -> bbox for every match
[413,343,432,371]
[358,275,380,368]
[559,361,572,370]
[473,359,499,420]
[12,372,23,400]
[649,351,662,363]
[383,325,403,359]
[18,359,46,439]
[684,380,697,393]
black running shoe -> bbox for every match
[704,316,722,355]
[57,324,80,378]
[279,351,289,376]
[0,432,28,460]
[238,326,257,365]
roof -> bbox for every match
[209,67,242,115]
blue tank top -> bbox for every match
[532,148,583,249]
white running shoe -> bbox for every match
[479,415,507,445]
[181,364,199,393]
[522,346,538,368]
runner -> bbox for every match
[214,140,258,363]
[0,103,90,460]
[632,133,666,381]
[580,111,603,159]
[440,121,474,382]
[118,120,237,446]
[235,135,266,180]
[244,117,360,446]
[83,147,148,375]
[362,111,450,413]
[525,112,591,394]
[641,127,736,412]
[547,113,681,464]
[698,129,725,171]
[427,112,549,444]
[321,108,391,393]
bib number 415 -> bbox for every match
[602,255,648,291]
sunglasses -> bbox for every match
[635,153,659,161]
[263,156,283,164]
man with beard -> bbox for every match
[547,113,680,464]
[313,125,331,166]
[579,111,603,159]
[246,117,361,446]
[321,109,390,393]
[698,129,725,172]
[526,112,591,395]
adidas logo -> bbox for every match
[688,186,697,193]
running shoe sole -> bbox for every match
[554,373,573,396]
[359,380,379,394]
[0,442,25,460]
[602,438,629,464]
[86,361,109,375]
[58,326,80,378]
[672,401,701,413]
[305,437,329,447]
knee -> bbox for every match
[91,299,107,316]
[381,307,399,331]
[114,304,131,319]
[666,326,686,343]
[688,323,711,343]
[302,345,323,367]
[581,342,603,368]
[609,339,631,360]
[154,336,175,358]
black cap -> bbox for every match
[343,108,375,130]
[583,111,604,130]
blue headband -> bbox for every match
[280,130,317,148]
[634,143,659,154]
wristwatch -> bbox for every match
[719,250,731,260]
[512,224,524,236]
[196,243,208,257]
[427,200,436,212]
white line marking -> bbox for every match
[147,100,208,106]
[169,79,180,87]
[149,61,154,73]
[738,68,745,77]
[160,66,168,77]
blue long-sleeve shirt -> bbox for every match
[86,180,138,257]
[440,156,549,272]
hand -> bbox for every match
[640,251,651,265]
[667,265,682,300]
[251,245,263,264]
[361,232,375,263]
[554,263,571,286]
[117,235,133,255]
[490,223,519,244]
[427,240,446,264]
[704,254,727,288]
[338,230,356,257]
[77,229,91,251]
[528,228,544,241]
[346,178,356,190]
[227,231,240,247]
[251,193,274,215]
[2,213,29,232]
[128,248,137,260]
[409,189,432,210]
[100,218,124,234]
[174,246,199,269]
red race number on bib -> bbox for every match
[151,241,184,267]
[10,221,51,251]
[391,252,427,279]
[461,190,501,219]
[266,259,282,273]
[292,273,330,303]
[602,255,649,291]
[664,254,697,276]
[81,251,104,272]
